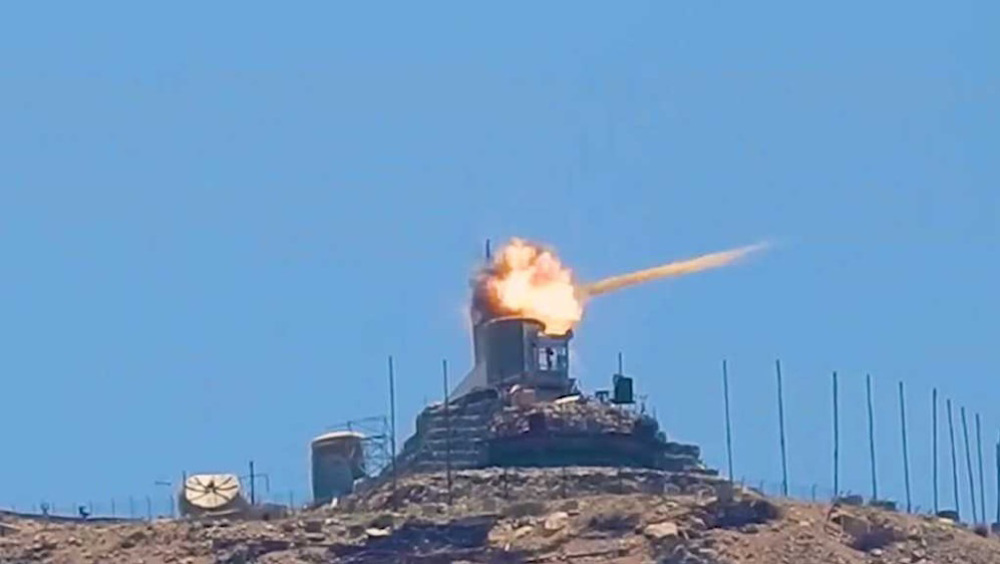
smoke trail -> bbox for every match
[580,242,768,298]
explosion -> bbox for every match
[473,238,767,336]
[473,238,583,336]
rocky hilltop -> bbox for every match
[2,466,999,563]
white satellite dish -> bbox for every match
[179,473,249,516]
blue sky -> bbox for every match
[1,2,997,518]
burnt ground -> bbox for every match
[2,467,998,563]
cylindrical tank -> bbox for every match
[310,431,366,503]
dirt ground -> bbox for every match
[2,468,998,563]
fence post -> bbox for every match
[833,371,839,500]
[866,374,878,502]
[723,359,735,483]
[899,381,912,513]
[776,360,789,497]
[961,407,978,524]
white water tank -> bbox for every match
[310,431,366,503]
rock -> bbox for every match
[715,482,735,503]
[513,525,534,539]
[643,521,680,541]
[559,499,580,512]
[119,530,146,549]
[832,512,901,552]
[302,520,323,534]
[365,527,391,538]
[833,512,871,539]
[543,511,569,534]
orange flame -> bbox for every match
[475,238,767,336]
[477,238,582,336]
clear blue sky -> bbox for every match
[1,2,997,518]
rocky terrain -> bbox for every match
[2,467,999,563]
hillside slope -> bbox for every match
[1,468,997,563]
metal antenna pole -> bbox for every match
[388,356,397,506]
[962,407,978,524]
[976,413,986,525]
[442,359,452,506]
[776,359,789,497]
[898,381,912,513]
[933,388,939,514]
[995,436,999,526]
[617,352,624,374]
[866,374,878,501]
[833,371,840,499]
[249,461,256,505]
[947,399,961,518]
[722,360,734,482]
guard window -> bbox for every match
[538,345,567,372]
[537,347,554,371]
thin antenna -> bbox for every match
[995,436,999,526]
[976,413,986,525]
[388,356,397,506]
[442,359,452,507]
[899,381,912,513]
[833,371,840,499]
[617,352,624,374]
[933,388,939,514]
[722,360,734,483]
[776,359,789,497]
[485,239,492,261]
[866,374,878,502]
[947,399,961,518]
[962,407,978,524]
[249,461,256,505]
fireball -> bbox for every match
[473,237,767,336]
[478,238,583,336]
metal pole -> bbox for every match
[899,381,912,513]
[249,461,256,505]
[722,359,734,483]
[962,407,978,524]
[776,359,788,497]
[617,352,624,374]
[389,355,398,507]
[933,388,939,514]
[947,399,961,517]
[866,374,878,501]
[833,371,839,498]
[443,359,452,506]
[976,413,986,526]
[995,437,999,526]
